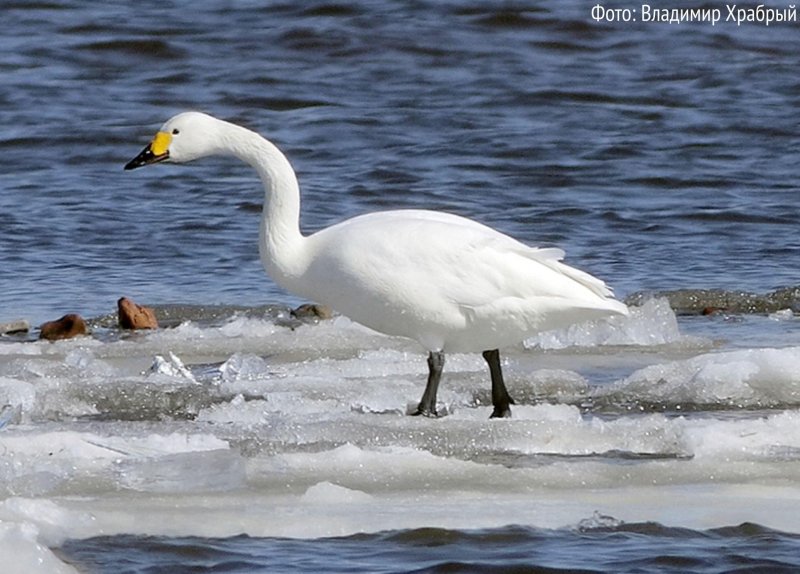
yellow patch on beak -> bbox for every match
[150,131,172,156]
[124,130,173,170]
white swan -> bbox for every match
[125,111,628,418]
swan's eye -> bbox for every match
[172,128,180,135]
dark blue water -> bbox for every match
[3,1,800,571]
[2,1,798,326]
[59,523,800,574]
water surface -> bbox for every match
[1,2,799,573]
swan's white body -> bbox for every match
[286,209,626,352]
[126,111,627,416]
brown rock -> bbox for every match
[291,303,333,320]
[39,314,88,341]
[118,297,159,330]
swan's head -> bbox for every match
[124,111,221,170]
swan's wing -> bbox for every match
[299,209,627,349]
[307,209,621,312]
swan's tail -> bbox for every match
[528,247,628,316]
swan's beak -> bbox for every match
[124,131,171,170]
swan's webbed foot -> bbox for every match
[411,404,440,418]
[490,397,514,419]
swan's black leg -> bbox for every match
[413,351,445,417]
[483,349,514,418]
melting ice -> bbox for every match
[0,298,799,572]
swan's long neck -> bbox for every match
[216,121,307,287]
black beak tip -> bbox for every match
[124,146,168,171]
